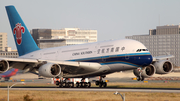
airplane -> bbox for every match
[0,68,18,81]
[2,5,174,88]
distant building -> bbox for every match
[0,47,18,58]
[0,33,7,51]
[31,28,97,49]
[149,29,156,35]
[149,25,180,35]
[38,39,66,49]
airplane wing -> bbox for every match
[0,57,102,77]
[152,55,174,61]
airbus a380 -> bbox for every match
[2,5,174,88]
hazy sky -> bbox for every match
[1,0,180,49]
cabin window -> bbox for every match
[106,48,109,53]
[97,49,100,54]
[102,49,105,53]
[111,48,114,52]
[115,47,119,52]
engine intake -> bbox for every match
[0,60,9,73]
[133,64,156,78]
[38,63,61,78]
[153,60,173,74]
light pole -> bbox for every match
[7,82,25,101]
[114,91,125,101]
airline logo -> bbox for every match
[13,23,25,45]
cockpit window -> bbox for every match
[136,49,148,52]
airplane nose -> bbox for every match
[141,53,153,67]
[146,54,153,65]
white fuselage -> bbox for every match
[20,39,153,76]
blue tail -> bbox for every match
[5,5,40,56]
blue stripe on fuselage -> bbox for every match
[68,52,152,67]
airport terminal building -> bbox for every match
[126,25,180,67]
[30,28,97,49]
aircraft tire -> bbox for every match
[103,82,107,88]
[65,82,69,88]
[99,82,102,88]
[71,82,74,88]
[59,82,62,88]
[84,82,88,88]
[80,82,83,87]
[76,82,80,88]
[95,81,99,85]
[56,81,59,86]
[137,76,141,81]
[141,77,144,81]
[88,82,91,88]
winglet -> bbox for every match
[5,5,40,56]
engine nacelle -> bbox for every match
[38,63,61,78]
[133,64,156,78]
[0,60,9,73]
[153,60,173,74]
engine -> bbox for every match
[0,60,9,73]
[133,64,156,78]
[38,63,61,78]
[153,60,173,74]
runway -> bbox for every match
[1,87,180,93]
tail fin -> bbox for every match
[5,5,40,56]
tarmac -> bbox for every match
[7,71,180,84]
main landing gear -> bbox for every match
[56,78,74,88]
[76,78,91,88]
[55,77,108,88]
[95,76,107,88]
[56,78,91,88]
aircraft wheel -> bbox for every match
[99,82,102,88]
[87,82,91,88]
[137,76,141,81]
[84,82,88,88]
[76,82,80,88]
[62,82,66,87]
[55,81,59,86]
[80,82,83,88]
[141,77,144,81]
[103,82,107,88]
[59,82,63,88]
[68,82,72,88]
[65,82,69,88]
[95,81,99,85]
[71,82,74,88]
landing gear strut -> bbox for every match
[95,76,107,88]
[137,69,144,81]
